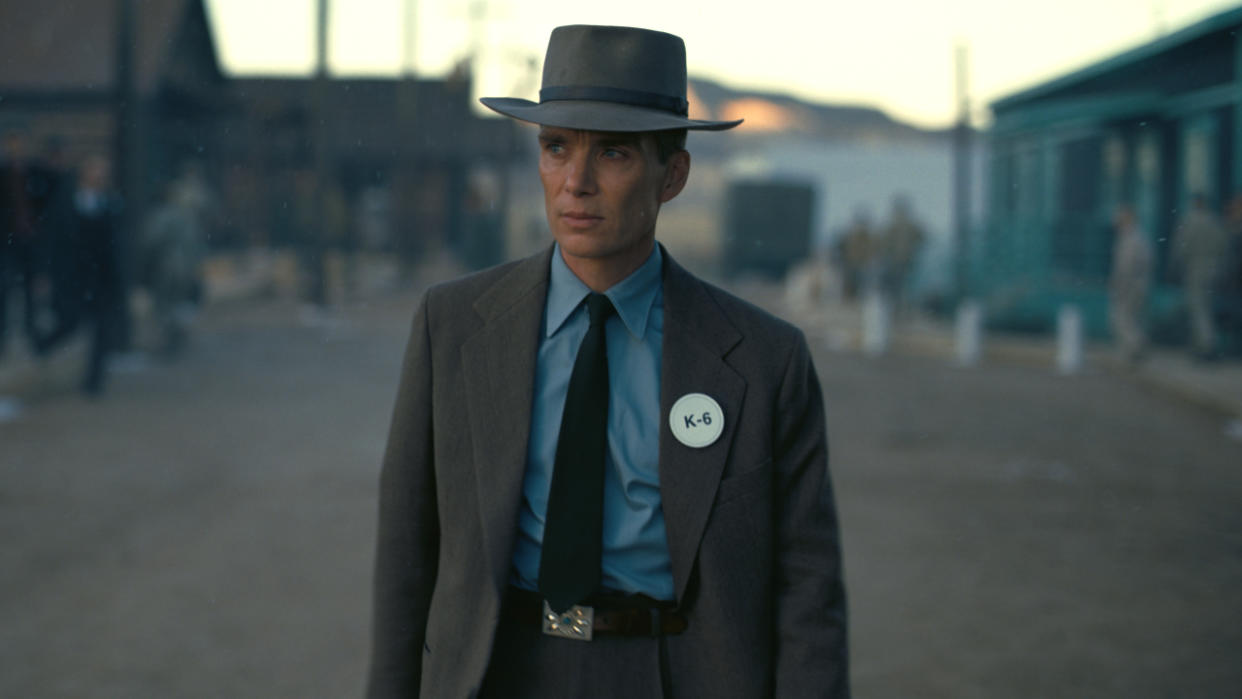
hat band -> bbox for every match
[539,86,689,117]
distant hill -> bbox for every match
[687,76,950,145]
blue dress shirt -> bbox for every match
[509,244,674,600]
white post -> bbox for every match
[1056,304,1083,374]
[0,396,23,424]
[862,292,891,357]
[783,261,817,312]
[955,299,982,366]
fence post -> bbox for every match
[955,299,982,366]
[1057,304,1084,374]
[862,292,891,357]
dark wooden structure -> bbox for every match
[0,0,226,227]
[1,0,522,270]
[721,179,816,279]
[220,74,520,263]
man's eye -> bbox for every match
[602,148,625,159]
[544,143,564,155]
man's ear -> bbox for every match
[658,150,691,204]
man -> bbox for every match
[836,208,874,301]
[36,155,122,395]
[1222,193,1242,345]
[1172,194,1229,360]
[1109,204,1153,363]
[141,170,209,357]
[0,128,54,358]
[367,25,848,698]
[878,194,925,313]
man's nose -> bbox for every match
[563,152,596,196]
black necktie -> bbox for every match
[539,293,615,614]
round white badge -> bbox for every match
[669,393,724,448]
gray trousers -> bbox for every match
[1110,287,1147,360]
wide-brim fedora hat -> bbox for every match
[480,25,742,132]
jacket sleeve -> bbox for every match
[772,333,850,698]
[366,294,440,698]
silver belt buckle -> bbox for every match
[542,601,594,641]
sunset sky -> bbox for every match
[204,0,1240,129]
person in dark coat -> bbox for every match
[0,128,55,358]
[37,155,124,395]
[1223,193,1242,350]
[36,137,78,340]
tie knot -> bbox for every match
[586,293,615,327]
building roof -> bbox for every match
[228,76,520,162]
[0,0,221,96]
[991,4,1242,112]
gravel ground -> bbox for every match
[2,280,1241,698]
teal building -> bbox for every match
[981,6,1242,338]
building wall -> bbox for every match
[983,22,1240,337]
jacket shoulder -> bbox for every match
[422,249,550,322]
[424,255,531,305]
[694,276,806,349]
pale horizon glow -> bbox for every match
[205,0,1241,129]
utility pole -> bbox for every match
[114,0,137,348]
[467,0,487,69]
[308,0,331,306]
[396,0,419,277]
[113,0,134,206]
[403,0,417,77]
[952,41,973,300]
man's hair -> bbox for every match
[651,129,688,164]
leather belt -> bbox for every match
[503,587,688,639]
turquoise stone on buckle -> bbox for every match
[542,601,594,641]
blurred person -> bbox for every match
[1222,193,1242,348]
[1109,204,1153,363]
[36,155,123,395]
[170,160,215,217]
[878,194,926,313]
[0,128,55,358]
[321,177,351,299]
[141,176,208,356]
[1172,194,1229,360]
[462,170,506,270]
[291,168,323,304]
[366,25,848,699]
[292,169,348,306]
[37,135,78,340]
[836,208,874,300]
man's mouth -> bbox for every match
[561,211,603,228]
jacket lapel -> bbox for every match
[461,247,553,597]
[658,250,746,603]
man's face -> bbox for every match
[1113,207,1134,232]
[3,132,26,161]
[80,156,110,191]
[538,127,687,275]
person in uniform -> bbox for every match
[1109,204,1153,363]
[1173,194,1229,360]
[367,25,849,699]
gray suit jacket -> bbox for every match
[367,246,848,698]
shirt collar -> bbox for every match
[545,243,663,340]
